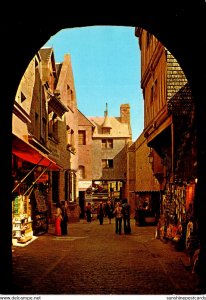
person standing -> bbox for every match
[113,202,123,234]
[55,202,62,236]
[97,202,104,225]
[106,200,113,224]
[85,202,92,223]
[122,198,131,234]
[60,200,68,235]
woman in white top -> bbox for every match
[113,202,123,235]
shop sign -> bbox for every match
[47,143,61,160]
[85,194,93,200]
[78,181,92,190]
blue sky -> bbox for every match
[43,26,144,141]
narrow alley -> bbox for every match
[12,219,199,295]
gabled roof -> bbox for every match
[78,110,95,127]
[88,116,131,138]
[39,47,53,62]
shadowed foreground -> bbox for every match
[12,219,199,295]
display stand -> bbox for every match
[12,195,33,244]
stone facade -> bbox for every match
[12,47,80,232]
[87,104,132,203]
[77,110,94,216]
[54,53,80,222]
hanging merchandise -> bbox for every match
[12,195,33,244]
[33,188,48,235]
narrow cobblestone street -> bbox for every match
[12,219,200,295]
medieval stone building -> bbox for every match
[12,47,80,243]
[135,27,196,240]
[86,103,132,205]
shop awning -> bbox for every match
[12,134,62,170]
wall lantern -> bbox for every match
[148,148,154,164]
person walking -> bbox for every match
[113,201,123,234]
[122,198,131,234]
[97,202,104,225]
[60,200,68,235]
[55,202,62,236]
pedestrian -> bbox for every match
[97,201,104,225]
[55,202,62,236]
[113,201,123,234]
[60,200,68,235]
[122,198,131,234]
[106,200,114,224]
[85,202,92,223]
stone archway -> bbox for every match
[1,3,206,293]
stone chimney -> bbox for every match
[120,104,130,124]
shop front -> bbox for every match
[12,134,61,245]
[157,182,196,251]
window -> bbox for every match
[102,128,110,134]
[101,139,113,148]
[21,92,26,103]
[102,159,113,169]
[108,139,113,149]
[108,159,113,168]
[102,139,107,148]
[78,130,86,145]
[102,159,107,169]
[79,165,85,179]
[41,117,47,143]
[48,112,58,141]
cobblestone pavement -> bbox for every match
[11,219,201,295]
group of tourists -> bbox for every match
[55,200,69,236]
[86,198,131,235]
[54,198,131,236]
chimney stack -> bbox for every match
[120,104,130,124]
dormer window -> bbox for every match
[102,127,111,134]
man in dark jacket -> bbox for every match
[122,198,131,234]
